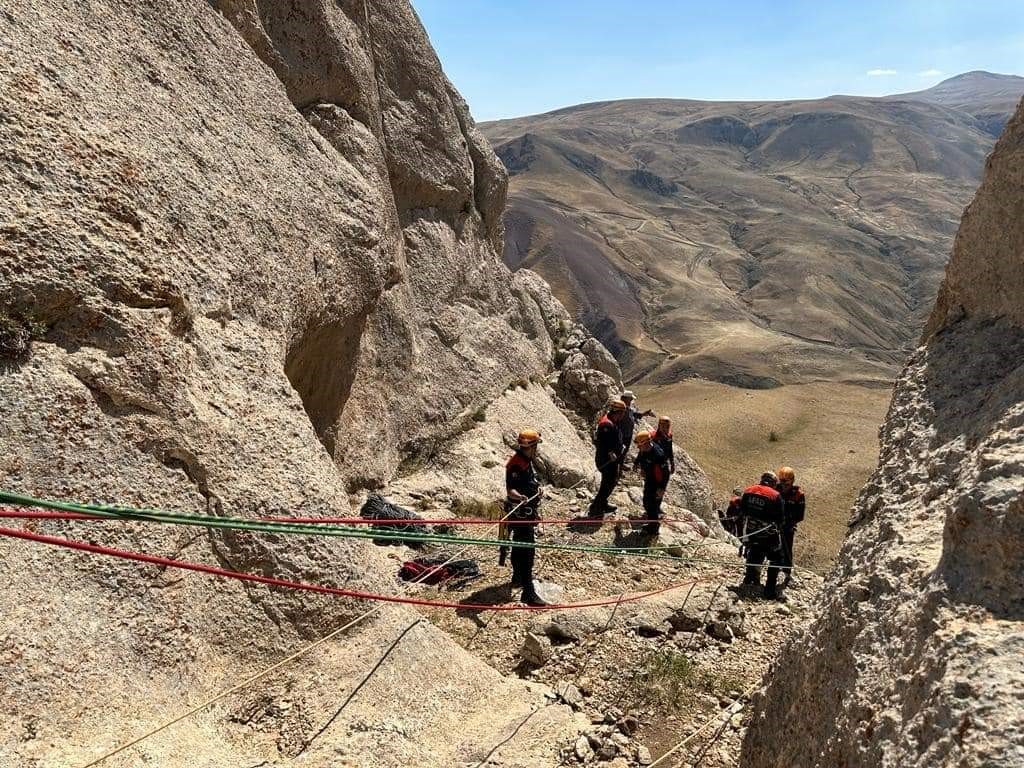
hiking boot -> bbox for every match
[742,575,760,587]
[521,592,548,607]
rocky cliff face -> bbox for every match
[0,1,650,765]
[742,99,1024,767]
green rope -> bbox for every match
[0,490,824,575]
[0,489,708,564]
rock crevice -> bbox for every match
[742,97,1024,768]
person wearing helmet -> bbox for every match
[738,471,787,600]
[651,416,675,474]
[589,400,628,518]
[618,390,655,472]
[776,466,805,587]
[504,429,546,606]
[633,431,671,536]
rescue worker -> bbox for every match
[718,488,743,538]
[505,429,546,606]
[588,400,627,518]
[618,390,655,471]
[776,466,805,587]
[651,416,675,474]
[633,431,671,536]
[738,471,787,600]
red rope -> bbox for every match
[0,506,704,529]
[0,525,701,612]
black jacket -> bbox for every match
[595,415,622,468]
[780,485,806,527]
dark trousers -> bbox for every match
[744,534,784,594]
[510,524,537,599]
[589,465,619,515]
[642,484,664,534]
[781,525,797,581]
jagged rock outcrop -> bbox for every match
[0,1,628,765]
[742,98,1024,767]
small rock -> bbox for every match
[667,607,703,633]
[616,715,639,735]
[559,683,585,708]
[637,745,653,765]
[597,742,618,760]
[575,735,594,761]
[544,619,582,644]
[587,732,603,750]
[632,615,666,637]
[775,604,793,616]
[610,732,630,747]
[706,621,734,643]
[520,633,553,666]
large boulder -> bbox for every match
[742,98,1024,767]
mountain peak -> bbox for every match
[934,70,1024,87]
[886,70,1024,136]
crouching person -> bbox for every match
[505,429,546,606]
[633,431,671,537]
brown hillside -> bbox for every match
[482,76,1024,385]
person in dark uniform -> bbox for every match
[633,431,671,536]
[588,400,628,518]
[618,390,654,472]
[651,416,675,474]
[505,429,546,606]
[776,466,805,588]
[738,471,787,600]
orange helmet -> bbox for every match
[634,431,653,446]
[607,399,627,412]
[517,429,542,447]
[777,466,795,483]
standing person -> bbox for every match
[651,416,675,474]
[618,390,654,471]
[588,400,628,518]
[633,431,671,536]
[505,429,546,606]
[738,471,787,600]
[776,466,805,587]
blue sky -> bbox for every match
[412,0,1024,122]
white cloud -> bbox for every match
[866,68,898,76]
[918,68,944,77]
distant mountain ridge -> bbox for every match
[482,72,1024,385]
[888,70,1024,136]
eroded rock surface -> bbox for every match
[0,1,626,765]
[742,99,1024,767]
